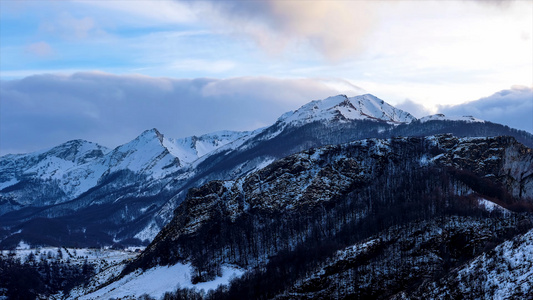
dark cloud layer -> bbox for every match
[438,86,533,134]
[395,87,532,133]
[0,72,342,155]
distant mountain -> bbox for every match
[0,129,247,212]
[0,128,257,247]
[1,93,532,249]
[419,113,484,123]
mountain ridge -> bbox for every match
[1,93,532,248]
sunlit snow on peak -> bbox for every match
[278,94,415,126]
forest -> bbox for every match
[0,249,94,299]
[125,136,533,299]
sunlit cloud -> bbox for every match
[395,99,433,119]
[183,0,378,61]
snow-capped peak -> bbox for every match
[2,139,110,164]
[0,139,111,198]
[134,128,164,145]
[278,94,415,126]
[419,114,485,123]
[163,130,259,164]
[350,94,416,123]
[103,128,178,175]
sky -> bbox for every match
[0,0,532,155]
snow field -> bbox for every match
[77,263,244,300]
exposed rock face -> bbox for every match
[428,135,533,199]
[276,216,530,300]
[156,134,533,238]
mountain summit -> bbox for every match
[278,94,416,126]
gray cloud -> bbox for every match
[396,87,533,133]
[438,86,533,133]
[0,72,345,155]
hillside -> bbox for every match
[99,134,533,299]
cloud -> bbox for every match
[0,72,348,155]
[469,0,514,7]
[170,59,236,73]
[185,0,378,61]
[39,13,107,40]
[395,99,433,119]
[438,86,533,133]
[26,41,54,57]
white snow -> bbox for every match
[0,140,111,199]
[451,228,533,298]
[419,114,485,123]
[278,94,415,127]
[78,264,244,300]
[15,240,31,250]
[0,178,19,190]
[163,130,258,164]
[419,155,432,166]
[134,220,161,242]
[478,198,510,215]
[1,247,138,267]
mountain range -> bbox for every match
[0,94,532,249]
[1,92,533,299]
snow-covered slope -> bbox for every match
[0,129,179,205]
[276,216,529,299]
[163,130,259,165]
[278,94,415,127]
[0,127,263,246]
[0,140,110,201]
[420,113,484,123]
[74,263,243,299]
[0,140,109,188]
[100,128,181,178]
